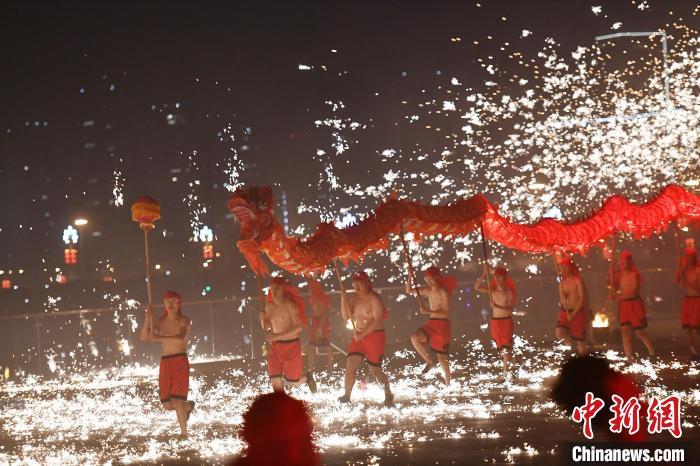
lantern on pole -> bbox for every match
[131,197,161,310]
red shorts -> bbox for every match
[681,296,700,329]
[159,353,190,403]
[309,316,331,346]
[420,318,451,354]
[619,297,647,329]
[556,309,587,341]
[490,316,514,349]
[268,339,303,382]
[347,330,386,367]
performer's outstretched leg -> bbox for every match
[621,325,634,362]
[340,355,363,402]
[501,347,511,375]
[271,376,285,393]
[306,342,317,373]
[686,329,700,359]
[326,345,334,370]
[368,365,394,407]
[410,329,434,372]
[172,398,190,437]
[634,329,655,357]
[576,341,588,356]
[555,326,574,348]
[436,353,450,385]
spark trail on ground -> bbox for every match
[1,339,698,465]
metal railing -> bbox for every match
[0,266,689,377]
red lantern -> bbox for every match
[1,279,10,289]
[130,197,161,231]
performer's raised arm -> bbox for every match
[139,306,154,342]
[405,265,428,297]
[340,290,353,321]
[474,264,490,294]
[259,306,272,332]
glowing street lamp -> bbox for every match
[63,225,79,245]
[74,218,88,227]
[197,225,214,243]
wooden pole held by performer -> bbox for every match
[551,252,571,312]
[131,197,161,332]
[256,273,269,356]
[479,222,495,307]
[399,225,427,314]
[607,235,617,299]
[143,229,153,308]
[333,259,357,332]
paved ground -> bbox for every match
[1,335,699,465]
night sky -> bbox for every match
[0,1,697,312]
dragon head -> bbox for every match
[227,186,277,243]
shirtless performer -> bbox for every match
[676,248,700,361]
[554,257,588,356]
[338,271,394,407]
[139,291,194,437]
[306,279,333,372]
[611,251,655,363]
[406,265,456,385]
[475,265,517,375]
[263,276,317,393]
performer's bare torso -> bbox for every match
[617,270,640,299]
[311,301,328,319]
[680,265,700,297]
[425,287,449,319]
[266,299,301,337]
[491,286,513,319]
[350,291,384,333]
[559,276,584,311]
[153,314,189,356]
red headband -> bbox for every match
[618,251,638,272]
[164,290,182,301]
[353,271,371,283]
[424,266,457,295]
[269,276,289,287]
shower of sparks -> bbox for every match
[4,4,700,463]
[220,123,245,193]
[1,339,698,464]
[112,169,124,207]
[181,150,208,239]
[290,9,700,286]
